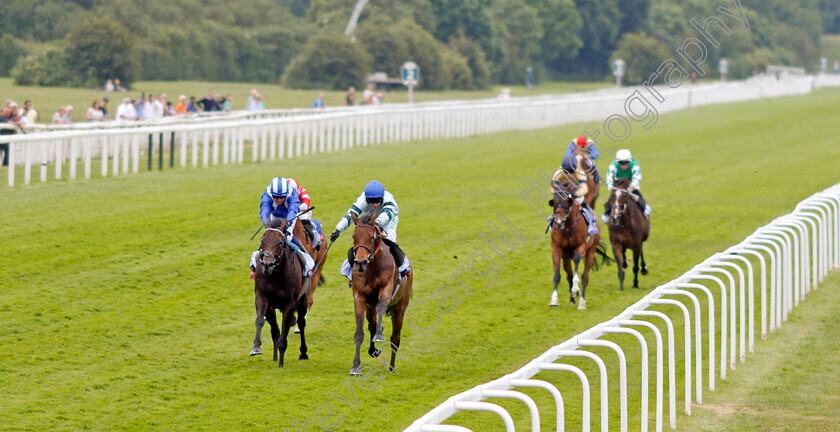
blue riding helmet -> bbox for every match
[364,180,385,200]
[268,177,291,198]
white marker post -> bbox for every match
[718,58,729,82]
[612,59,626,88]
[401,61,420,103]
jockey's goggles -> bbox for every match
[365,197,383,204]
[618,161,630,165]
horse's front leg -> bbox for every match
[277,304,295,368]
[579,243,598,310]
[571,248,584,308]
[350,293,366,375]
[251,293,268,356]
[563,256,575,305]
[640,243,649,275]
[373,287,389,343]
[632,245,641,289]
[367,305,382,358]
[265,307,279,361]
[550,246,562,306]
[612,241,625,291]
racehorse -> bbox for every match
[548,181,612,309]
[606,178,650,290]
[348,211,413,375]
[250,219,311,367]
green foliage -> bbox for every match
[283,33,372,90]
[609,32,670,85]
[0,34,26,77]
[572,0,621,74]
[65,16,136,87]
[10,50,71,86]
[448,35,491,89]
[821,0,840,34]
[440,47,474,89]
[536,0,584,74]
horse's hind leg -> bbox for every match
[296,299,309,360]
[579,247,597,310]
[640,244,649,275]
[373,297,387,343]
[251,294,269,356]
[367,305,382,358]
[350,293,366,375]
[387,305,407,373]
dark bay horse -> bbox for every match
[348,212,413,375]
[606,178,650,290]
[250,220,310,367]
[548,182,612,309]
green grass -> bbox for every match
[1,87,840,432]
[0,78,608,124]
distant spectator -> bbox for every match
[176,95,187,115]
[372,92,383,106]
[115,97,137,123]
[105,79,115,92]
[87,100,105,122]
[22,100,40,127]
[345,86,356,106]
[114,78,125,92]
[313,92,325,109]
[187,96,198,113]
[197,91,218,112]
[62,106,73,124]
[497,88,511,100]
[100,97,110,120]
[363,83,374,105]
[215,94,225,111]
[159,94,171,117]
[52,106,67,125]
[222,95,233,111]
[134,96,145,120]
[0,106,21,166]
[247,89,261,111]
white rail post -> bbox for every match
[661,289,704,403]
[619,319,664,432]
[509,379,564,432]
[538,363,591,432]
[674,282,716,390]
[696,266,737,369]
[481,389,540,432]
[579,338,629,432]
[719,253,756,352]
[707,259,746,363]
[553,349,609,432]
[631,310,677,429]
[452,402,514,432]
[649,299,693,414]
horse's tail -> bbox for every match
[592,241,614,271]
[318,274,326,287]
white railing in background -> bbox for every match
[404,185,840,432]
[1,76,833,188]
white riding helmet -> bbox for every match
[616,149,632,162]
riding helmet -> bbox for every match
[268,177,292,197]
[616,149,632,162]
[575,135,588,147]
[364,180,385,200]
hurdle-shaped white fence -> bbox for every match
[405,184,840,432]
[2,76,825,188]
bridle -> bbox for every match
[353,222,383,266]
[258,228,294,273]
[552,190,582,232]
[610,188,630,225]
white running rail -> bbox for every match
[2,76,827,187]
[404,184,840,432]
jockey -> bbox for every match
[249,177,315,279]
[602,149,651,223]
[563,135,602,184]
[551,160,598,233]
[331,180,411,283]
[287,177,321,250]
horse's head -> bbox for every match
[257,220,290,277]
[609,178,631,224]
[573,150,595,175]
[549,181,576,230]
[351,212,382,273]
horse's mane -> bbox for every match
[359,211,377,224]
[269,217,286,229]
[614,177,630,188]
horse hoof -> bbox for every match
[294,325,301,334]
[299,353,309,360]
[641,268,649,275]
[250,347,263,356]
[278,363,284,368]
[578,303,587,310]
[549,298,559,307]
[349,367,362,376]
[369,348,382,358]
[373,334,386,343]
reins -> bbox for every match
[353,222,383,265]
[258,228,296,273]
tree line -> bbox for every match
[0,0,833,90]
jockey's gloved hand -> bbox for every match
[330,230,340,242]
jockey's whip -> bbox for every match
[249,206,316,241]
[313,238,334,273]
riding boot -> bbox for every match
[632,190,650,215]
[382,238,408,274]
[602,201,611,223]
[593,167,602,184]
[347,246,355,263]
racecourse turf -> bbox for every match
[2,87,840,432]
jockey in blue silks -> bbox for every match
[249,177,315,279]
[562,135,602,184]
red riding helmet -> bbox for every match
[575,135,588,148]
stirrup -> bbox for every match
[249,271,255,280]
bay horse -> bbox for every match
[548,181,612,309]
[606,178,650,290]
[348,211,413,375]
[250,219,311,367]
